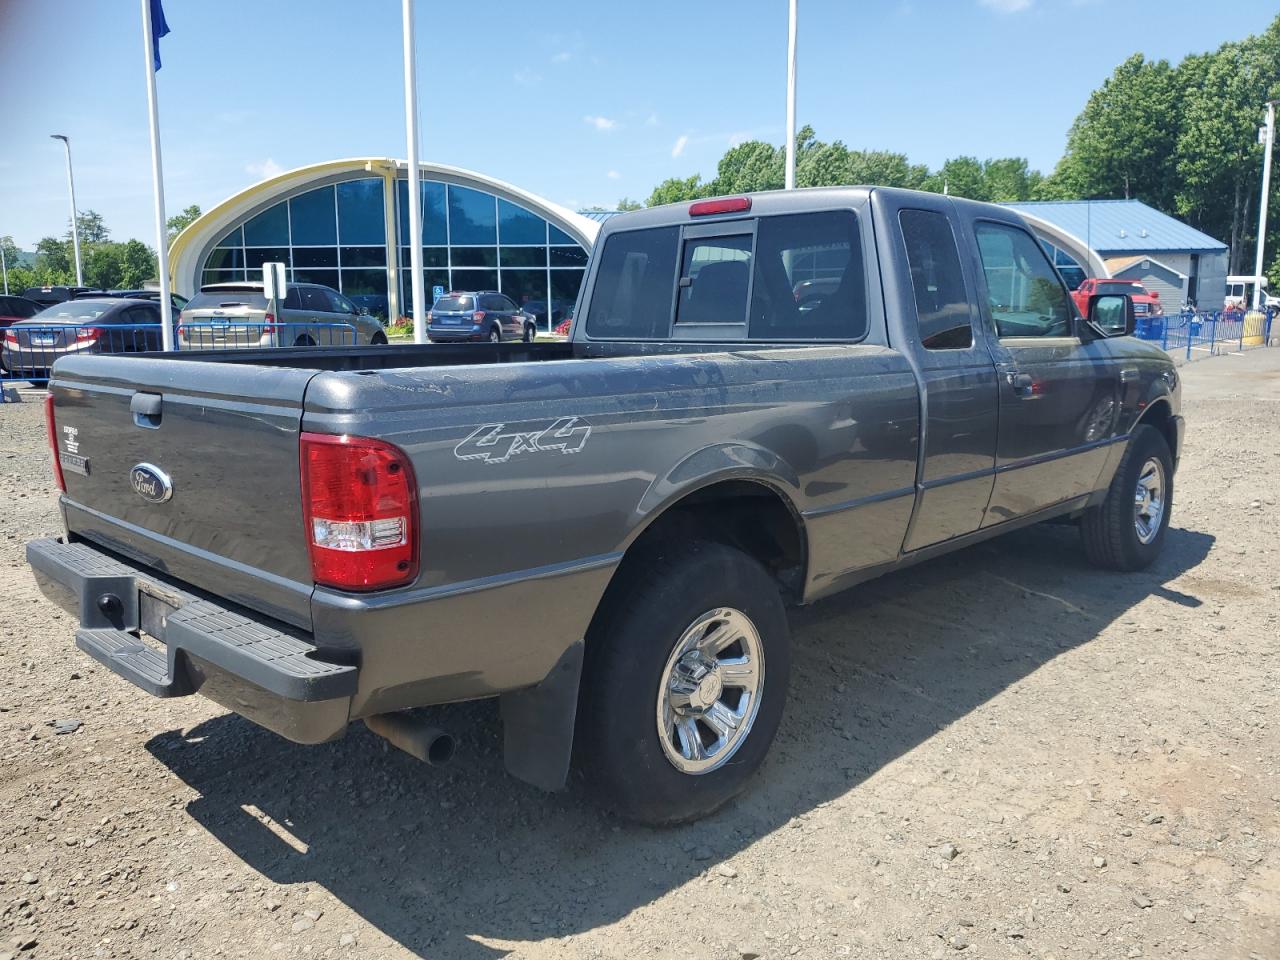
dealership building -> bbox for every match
[169,158,599,327]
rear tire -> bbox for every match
[294,335,318,348]
[523,324,535,343]
[371,332,388,345]
[1080,424,1173,571]
[577,540,790,825]
[489,328,501,343]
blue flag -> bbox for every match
[150,0,170,71]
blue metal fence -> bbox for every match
[2,321,356,398]
[1139,308,1275,361]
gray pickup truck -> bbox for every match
[28,187,1181,824]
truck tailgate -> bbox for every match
[48,355,319,629]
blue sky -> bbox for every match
[1,0,1275,249]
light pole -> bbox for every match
[401,0,426,343]
[1,241,8,295]
[784,0,798,190]
[50,134,83,287]
[1253,99,1277,309]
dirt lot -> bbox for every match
[1,350,1277,960]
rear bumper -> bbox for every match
[427,326,484,342]
[27,537,356,744]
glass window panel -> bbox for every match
[449,268,498,291]
[500,269,549,316]
[292,247,338,268]
[336,178,385,245]
[677,235,751,326]
[500,246,546,268]
[550,269,584,307]
[243,203,289,245]
[289,185,337,245]
[498,199,546,245]
[448,185,497,245]
[340,269,388,296]
[396,179,448,246]
[585,227,678,339]
[975,222,1073,338]
[749,212,865,340]
[340,246,386,267]
[203,247,244,270]
[216,226,243,248]
[550,245,589,268]
[401,269,451,317]
[244,247,291,269]
[293,270,340,289]
[201,269,245,286]
[452,246,498,268]
[899,209,971,349]
[548,223,575,245]
[402,246,449,269]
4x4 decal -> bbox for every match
[454,417,592,464]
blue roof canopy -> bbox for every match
[1004,200,1226,254]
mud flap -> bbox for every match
[500,639,584,792]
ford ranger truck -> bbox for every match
[28,188,1182,825]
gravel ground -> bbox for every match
[0,350,1277,960]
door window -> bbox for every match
[749,211,865,340]
[975,222,1073,339]
[899,209,972,349]
[326,290,356,314]
[282,288,303,310]
[300,287,330,312]
[675,235,751,327]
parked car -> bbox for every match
[2,298,163,378]
[177,282,388,349]
[29,187,1181,825]
[21,285,104,306]
[1071,278,1162,319]
[0,294,41,329]
[520,298,574,330]
[427,291,536,343]
[76,289,190,311]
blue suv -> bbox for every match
[427,291,536,343]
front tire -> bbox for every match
[577,540,790,824]
[488,327,501,343]
[523,324,535,343]
[1080,424,1173,570]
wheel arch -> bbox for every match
[1133,395,1178,464]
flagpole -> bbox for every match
[402,0,426,344]
[140,0,174,351]
[784,0,797,190]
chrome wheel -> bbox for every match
[656,607,765,775]
[1133,456,1166,545]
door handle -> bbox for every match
[1006,372,1035,395]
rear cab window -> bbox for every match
[584,211,866,342]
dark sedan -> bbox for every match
[2,298,164,380]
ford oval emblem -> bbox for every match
[129,463,173,503]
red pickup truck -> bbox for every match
[1072,278,1163,318]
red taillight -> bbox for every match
[76,327,101,342]
[690,196,752,217]
[3,331,17,345]
[45,394,66,492]
[261,312,278,335]
[473,310,486,323]
[300,433,419,591]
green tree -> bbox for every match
[615,197,643,211]
[71,210,110,244]
[710,139,784,194]
[646,174,712,207]
[1051,54,1181,208]
[34,236,74,282]
[166,204,202,241]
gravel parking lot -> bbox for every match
[1,350,1277,960]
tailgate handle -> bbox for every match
[131,392,163,428]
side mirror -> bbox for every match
[1088,293,1135,337]
[357,306,370,315]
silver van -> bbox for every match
[177,282,388,349]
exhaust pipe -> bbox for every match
[364,712,456,766]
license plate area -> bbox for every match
[31,333,57,345]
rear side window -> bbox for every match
[586,227,678,339]
[300,287,331,312]
[749,211,865,340]
[899,209,972,350]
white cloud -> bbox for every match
[607,170,621,180]
[245,158,283,180]
[645,112,660,127]
[671,135,689,158]
[551,51,571,63]
[584,115,617,132]
[514,69,541,85]
[978,0,1032,11]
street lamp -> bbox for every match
[50,134,84,287]
[1253,100,1278,309]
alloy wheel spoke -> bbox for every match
[676,717,706,761]
[697,621,740,655]
[704,702,741,741]
[718,656,757,687]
